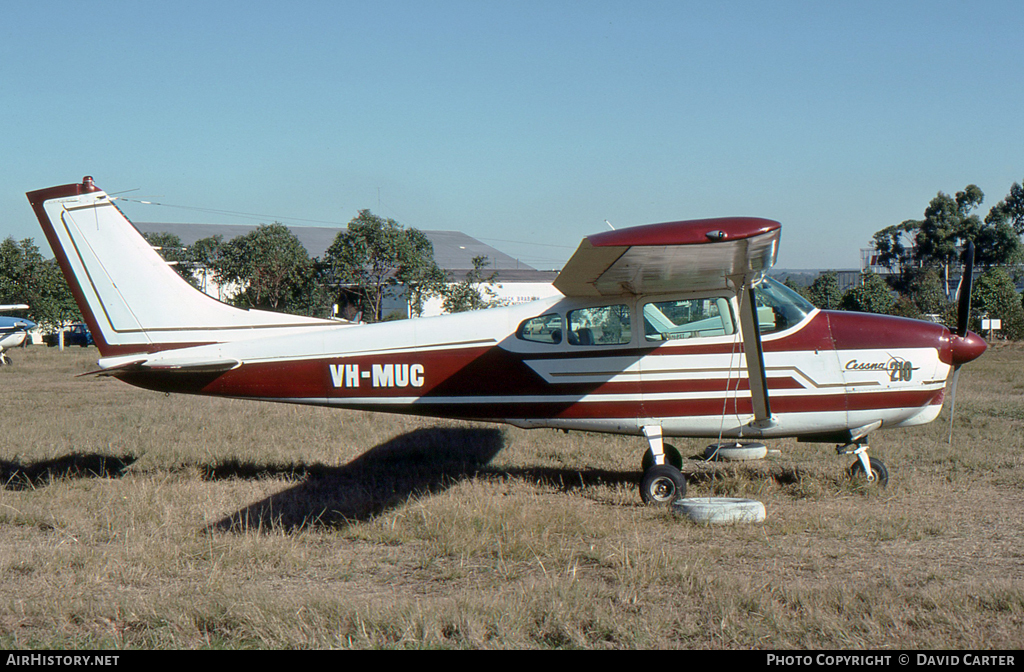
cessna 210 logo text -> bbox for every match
[844,356,917,382]
[329,363,425,389]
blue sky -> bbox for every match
[3,1,1022,269]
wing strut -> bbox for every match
[737,285,775,428]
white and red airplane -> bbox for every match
[0,304,34,365]
[27,177,987,504]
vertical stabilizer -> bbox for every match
[27,177,332,357]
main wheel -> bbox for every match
[639,464,686,505]
[641,443,683,471]
[849,456,889,487]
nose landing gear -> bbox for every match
[837,440,888,487]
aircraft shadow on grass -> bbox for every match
[0,453,137,490]
[207,426,640,533]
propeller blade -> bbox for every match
[956,242,975,338]
[947,365,962,444]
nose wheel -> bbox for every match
[838,441,888,487]
[639,425,687,505]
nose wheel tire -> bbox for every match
[849,456,889,487]
[639,464,687,505]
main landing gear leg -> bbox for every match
[837,440,889,487]
[639,425,686,505]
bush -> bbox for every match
[840,272,895,315]
[972,268,1024,340]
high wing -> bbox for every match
[0,304,30,312]
[554,217,781,425]
[553,217,780,297]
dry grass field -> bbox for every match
[0,343,1022,649]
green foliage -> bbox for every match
[442,256,501,313]
[914,188,982,270]
[782,276,805,295]
[186,235,225,297]
[972,268,1024,340]
[871,221,917,278]
[876,184,1022,277]
[214,223,327,315]
[840,272,895,315]
[908,268,949,316]
[0,237,79,330]
[324,210,446,322]
[986,180,1024,237]
[862,181,1024,338]
[142,232,199,288]
[889,295,922,319]
[805,272,843,310]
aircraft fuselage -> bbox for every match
[111,292,977,441]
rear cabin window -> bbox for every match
[567,305,632,346]
[643,297,735,341]
[517,313,563,344]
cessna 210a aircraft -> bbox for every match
[27,177,987,504]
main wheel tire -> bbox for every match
[641,443,683,471]
[849,456,889,487]
[639,464,686,505]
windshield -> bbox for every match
[752,278,815,334]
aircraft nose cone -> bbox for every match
[951,330,987,366]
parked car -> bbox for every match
[42,323,94,347]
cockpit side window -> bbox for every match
[567,304,632,346]
[516,313,563,344]
[643,297,735,341]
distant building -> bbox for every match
[134,222,560,317]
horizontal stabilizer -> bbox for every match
[80,356,242,377]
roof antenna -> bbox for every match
[605,219,615,230]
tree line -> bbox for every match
[0,208,508,331]
[788,180,1024,339]
[143,209,498,322]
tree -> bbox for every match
[914,187,984,294]
[874,185,1021,298]
[986,180,1024,237]
[972,267,1024,340]
[143,232,198,288]
[442,256,501,313]
[840,272,895,315]
[186,235,225,297]
[215,223,326,315]
[972,218,1022,269]
[805,271,843,310]
[0,237,79,329]
[907,268,949,316]
[323,210,446,322]
[871,221,918,281]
